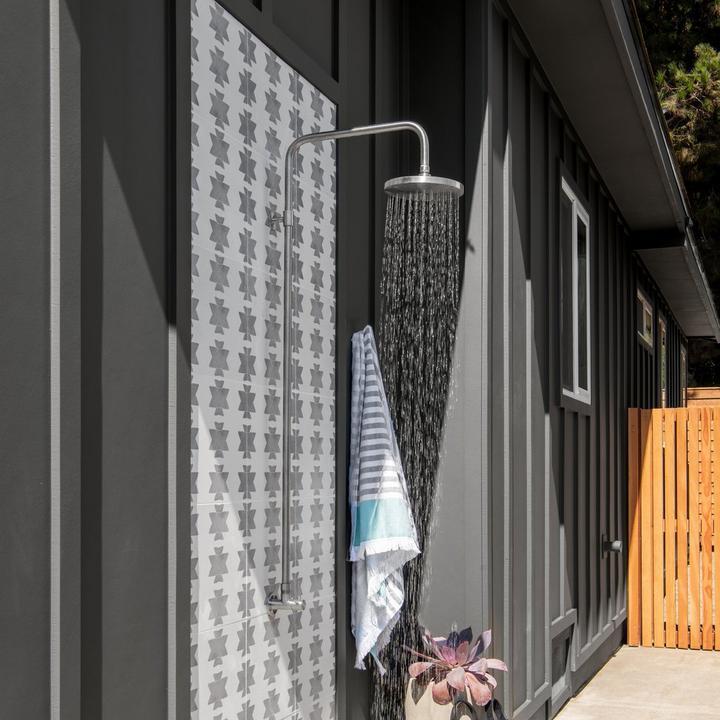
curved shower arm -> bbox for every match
[267,120,431,614]
[281,120,430,226]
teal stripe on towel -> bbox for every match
[351,499,414,548]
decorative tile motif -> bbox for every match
[191,1,336,718]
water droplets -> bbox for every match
[372,191,461,719]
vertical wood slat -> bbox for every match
[652,411,665,647]
[701,407,714,649]
[676,408,689,649]
[713,407,720,650]
[629,406,720,650]
[664,410,677,647]
[640,410,654,646]
[627,408,641,646]
[689,408,701,649]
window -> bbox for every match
[658,314,667,407]
[680,345,688,406]
[560,177,591,405]
[636,288,653,350]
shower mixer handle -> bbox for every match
[266,583,306,614]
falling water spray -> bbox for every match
[373,190,461,720]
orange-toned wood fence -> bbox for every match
[628,407,720,649]
[687,387,720,406]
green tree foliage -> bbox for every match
[637,0,720,68]
[657,44,720,283]
[638,2,720,382]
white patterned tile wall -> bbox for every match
[190,1,337,718]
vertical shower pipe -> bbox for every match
[266,121,431,612]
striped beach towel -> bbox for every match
[349,326,420,672]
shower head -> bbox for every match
[384,174,464,197]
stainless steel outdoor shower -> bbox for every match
[265,120,464,613]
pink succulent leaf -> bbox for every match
[455,640,470,665]
[432,679,452,705]
[408,626,505,705]
[446,667,467,692]
[467,658,488,674]
[485,658,508,672]
[432,638,448,658]
[405,646,443,663]
[465,673,493,707]
[468,629,492,661]
[475,671,497,689]
[409,662,435,678]
[439,645,457,665]
[479,673,497,688]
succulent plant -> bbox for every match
[406,627,508,708]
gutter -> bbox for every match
[684,227,720,341]
[600,0,720,341]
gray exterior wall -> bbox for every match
[1,1,82,718]
[1,2,52,716]
[0,1,689,718]
[422,2,688,719]
[79,0,171,715]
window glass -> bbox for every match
[577,218,588,391]
[561,194,574,392]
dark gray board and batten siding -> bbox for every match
[0,0,688,718]
[424,3,688,720]
[1,2,52,716]
[489,1,687,715]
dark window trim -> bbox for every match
[636,285,654,353]
[658,311,668,407]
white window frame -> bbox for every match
[637,288,654,350]
[561,178,591,406]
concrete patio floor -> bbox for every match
[556,645,720,719]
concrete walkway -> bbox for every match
[557,646,720,719]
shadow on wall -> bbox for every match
[73,0,171,715]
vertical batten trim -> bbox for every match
[168,327,177,720]
[525,279,533,697]
[167,5,179,716]
[469,0,492,631]
[480,0,491,628]
[49,0,61,716]
[524,58,533,701]
[544,93,552,689]
[502,17,512,708]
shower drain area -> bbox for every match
[190,0,337,718]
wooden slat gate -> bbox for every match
[628,408,720,649]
